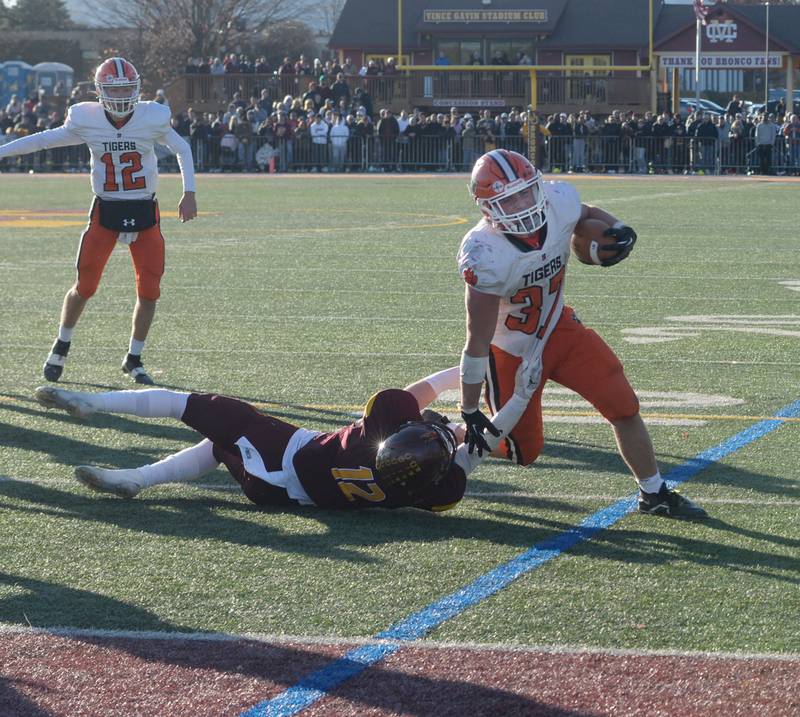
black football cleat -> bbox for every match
[638,484,708,520]
[122,353,155,385]
[43,339,71,382]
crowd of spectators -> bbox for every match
[169,89,800,175]
[535,104,800,175]
[184,53,401,79]
[2,61,799,176]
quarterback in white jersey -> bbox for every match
[0,57,197,385]
[455,149,707,519]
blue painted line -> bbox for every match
[241,400,800,717]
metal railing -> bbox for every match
[171,72,652,116]
[2,134,797,176]
[539,134,800,175]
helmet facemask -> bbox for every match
[96,78,141,118]
[478,174,547,237]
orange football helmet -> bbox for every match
[94,57,141,118]
[469,149,547,237]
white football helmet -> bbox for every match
[469,149,547,237]
[94,57,141,118]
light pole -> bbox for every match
[764,1,770,109]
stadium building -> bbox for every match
[326,0,800,115]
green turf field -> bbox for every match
[0,173,798,653]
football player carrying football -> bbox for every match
[0,57,197,385]
[457,149,706,519]
[32,366,530,510]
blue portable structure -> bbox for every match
[0,61,35,109]
[33,62,75,97]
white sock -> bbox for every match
[75,389,189,419]
[58,325,74,342]
[137,439,219,487]
[129,338,145,356]
[637,472,664,494]
[423,366,460,395]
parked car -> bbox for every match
[679,98,724,117]
[748,102,799,117]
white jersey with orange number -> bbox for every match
[457,180,582,358]
[0,101,195,200]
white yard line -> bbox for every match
[0,622,797,662]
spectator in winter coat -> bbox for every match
[329,113,350,171]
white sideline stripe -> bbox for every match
[0,623,797,663]
[3,476,795,507]
[2,344,797,367]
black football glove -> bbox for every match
[461,407,501,457]
[601,225,637,267]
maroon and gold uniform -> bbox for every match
[182,389,466,511]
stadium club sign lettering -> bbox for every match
[661,53,782,69]
[423,9,548,23]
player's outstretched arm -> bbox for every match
[179,191,197,222]
[0,125,83,164]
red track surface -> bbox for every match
[1,631,798,716]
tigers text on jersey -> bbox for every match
[457,180,582,357]
[0,101,195,199]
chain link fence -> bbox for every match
[2,133,798,176]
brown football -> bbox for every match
[570,218,618,265]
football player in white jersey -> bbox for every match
[456,149,706,519]
[0,57,197,385]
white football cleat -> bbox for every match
[75,466,143,499]
[34,385,95,419]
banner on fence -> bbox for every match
[660,53,783,69]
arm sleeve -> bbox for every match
[0,125,84,159]
[159,127,196,192]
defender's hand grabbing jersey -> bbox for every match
[459,164,639,466]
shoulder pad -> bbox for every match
[457,229,508,295]
[140,101,172,128]
[65,102,104,128]
[544,180,581,224]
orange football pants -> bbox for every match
[485,305,640,465]
[74,199,165,301]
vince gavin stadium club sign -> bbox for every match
[423,9,548,23]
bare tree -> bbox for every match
[84,0,304,87]
[314,0,346,36]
